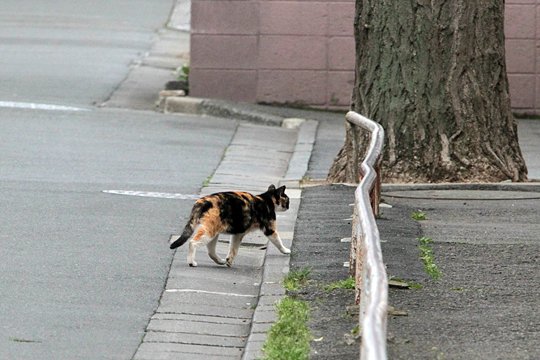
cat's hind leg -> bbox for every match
[207,235,226,265]
[226,233,245,267]
[188,226,216,267]
[187,241,198,267]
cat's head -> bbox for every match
[268,184,289,212]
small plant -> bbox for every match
[418,237,442,280]
[262,297,311,360]
[177,64,190,84]
[411,210,427,221]
[408,281,424,290]
[202,175,212,187]
[324,276,355,292]
[283,268,311,291]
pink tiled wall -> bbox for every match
[191,0,540,113]
[190,0,355,108]
[505,0,540,114]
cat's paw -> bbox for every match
[188,261,198,267]
[281,247,291,255]
[216,258,227,266]
[226,258,233,267]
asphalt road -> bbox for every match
[0,1,237,359]
[0,0,175,107]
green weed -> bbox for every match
[262,297,311,360]
[283,268,311,291]
[411,210,427,221]
[418,237,442,280]
[177,64,190,84]
[202,175,212,187]
[324,276,355,291]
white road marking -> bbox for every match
[0,101,89,112]
[165,289,256,298]
[102,190,199,200]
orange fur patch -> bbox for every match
[198,205,226,239]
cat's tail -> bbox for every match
[169,222,194,249]
[170,198,210,249]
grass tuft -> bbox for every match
[411,210,427,221]
[418,237,442,280]
[201,175,212,187]
[324,276,355,292]
[262,297,311,360]
[283,268,311,291]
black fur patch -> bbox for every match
[197,200,213,215]
[217,193,253,234]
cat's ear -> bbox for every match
[268,184,276,191]
[277,185,286,195]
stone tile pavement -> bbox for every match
[132,120,316,360]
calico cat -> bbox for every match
[169,184,291,267]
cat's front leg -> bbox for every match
[266,231,291,254]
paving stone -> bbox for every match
[147,318,250,337]
[144,331,247,348]
[245,333,268,343]
[165,275,261,297]
[159,291,257,309]
[261,266,290,284]
[248,321,272,334]
[151,313,251,326]
[156,302,254,319]
[242,340,265,360]
[135,342,243,358]
[252,310,277,324]
[259,282,286,296]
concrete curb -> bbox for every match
[282,119,319,185]
[242,120,318,360]
[164,96,283,126]
[382,182,540,192]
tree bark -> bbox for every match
[328,0,528,183]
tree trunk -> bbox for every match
[328,0,528,183]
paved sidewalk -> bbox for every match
[132,120,316,360]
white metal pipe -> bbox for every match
[345,111,388,360]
